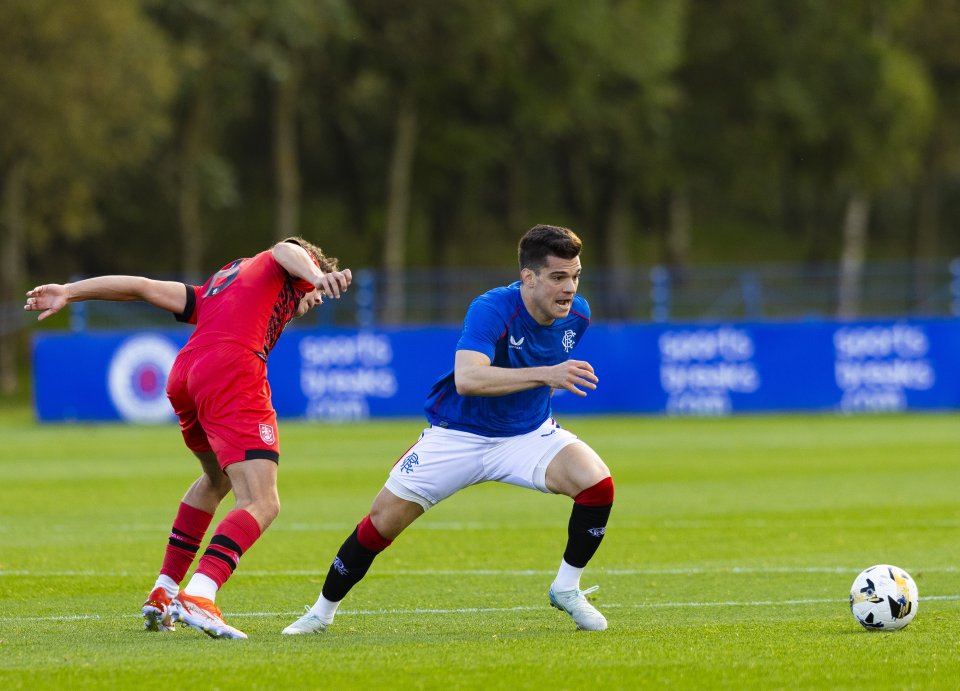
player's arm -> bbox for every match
[271,241,352,299]
[24,276,188,321]
[454,349,598,398]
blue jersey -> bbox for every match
[423,282,591,436]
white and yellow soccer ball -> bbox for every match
[849,564,918,631]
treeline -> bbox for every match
[2,0,960,390]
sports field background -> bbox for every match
[1,411,958,689]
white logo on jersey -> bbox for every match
[562,330,577,352]
[509,335,525,349]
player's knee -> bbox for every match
[574,475,614,506]
[246,496,280,529]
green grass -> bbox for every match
[1,412,958,689]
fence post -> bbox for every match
[355,268,375,328]
[950,258,960,317]
[650,266,670,323]
[70,303,86,333]
[741,271,762,319]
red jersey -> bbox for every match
[176,249,315,361]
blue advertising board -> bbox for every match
[32,318,960,422]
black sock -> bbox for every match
[321,528,380,602]
[562,502,612,568]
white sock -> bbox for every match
[183,573,219,602]
[154,574,179,600]
[309,594,341,624]
[552,559,584,592]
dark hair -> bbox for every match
[518,224,582,271]
[283,236,339,273]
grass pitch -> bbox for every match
[1,411,958,689]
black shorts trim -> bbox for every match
[245,449,280,464]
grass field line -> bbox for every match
[23,518,960,533]
[2,565,957,578]
[3,595,958,624]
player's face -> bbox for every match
[295,289,323,318]
[523,254,581,325]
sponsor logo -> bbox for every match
[562,330,577,352]
[107,335,179,423]
[509,335,525,350]
[332,557,348,576]
[587,527,606,537]
[259,423,276,445]
[400,452,419,474]
[834,324,934,413]
[658,327,760,416]
[540,429,557,437]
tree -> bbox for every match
[676,0,932,315]
[237,0,355,241]
[346,0,496,322]
[0,0,175,393]
[903,0,960,307]
[493,0,686,316]
[148,0,256,278]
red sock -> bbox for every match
[574,477,615,506]
[357,514,393,552]
[195,509,262,589]
[160,503,214,584]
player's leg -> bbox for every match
[543,441,613,631]
[175,457,278,639]
[172,350,279,638]
[283,487,424,634]
[283,427,478,634]
[143,451,230,631]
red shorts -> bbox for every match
[166,343,280,469]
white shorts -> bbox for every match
[384,418,581,511]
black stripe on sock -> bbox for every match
[209,534,244,557]
[202,547,237,572]
[170,528,202,545]
[168,536,200,553]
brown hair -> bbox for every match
[518,224,582,271]
[283,236,339,273]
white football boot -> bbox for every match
[548,584,608,631]
[282,607,330,635]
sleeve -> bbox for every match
[456,295,505,361]
[174,284,200,324]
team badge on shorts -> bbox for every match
[259,423,276,445]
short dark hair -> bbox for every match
[518,224,582,271]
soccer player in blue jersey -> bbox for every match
[283,224,614,633]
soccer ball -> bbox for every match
[849,564,918,631]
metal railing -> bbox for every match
[13,258,958,332]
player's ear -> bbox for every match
[520,267,536,286]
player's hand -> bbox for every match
[316,268,352,299]
[24,284,68,321]
[549,359,598,397]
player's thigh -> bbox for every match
[483,418,582,494]
[167,354,213,454]
[543,441,610,497]
[385,426,486,510]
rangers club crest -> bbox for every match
[259,423,276,445]
[562,329,577,352]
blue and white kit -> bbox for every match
[387,282,593,510]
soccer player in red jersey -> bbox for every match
[24,238,351,639]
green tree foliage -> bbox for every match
[3,0,959,332]
[0,0,175,393]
